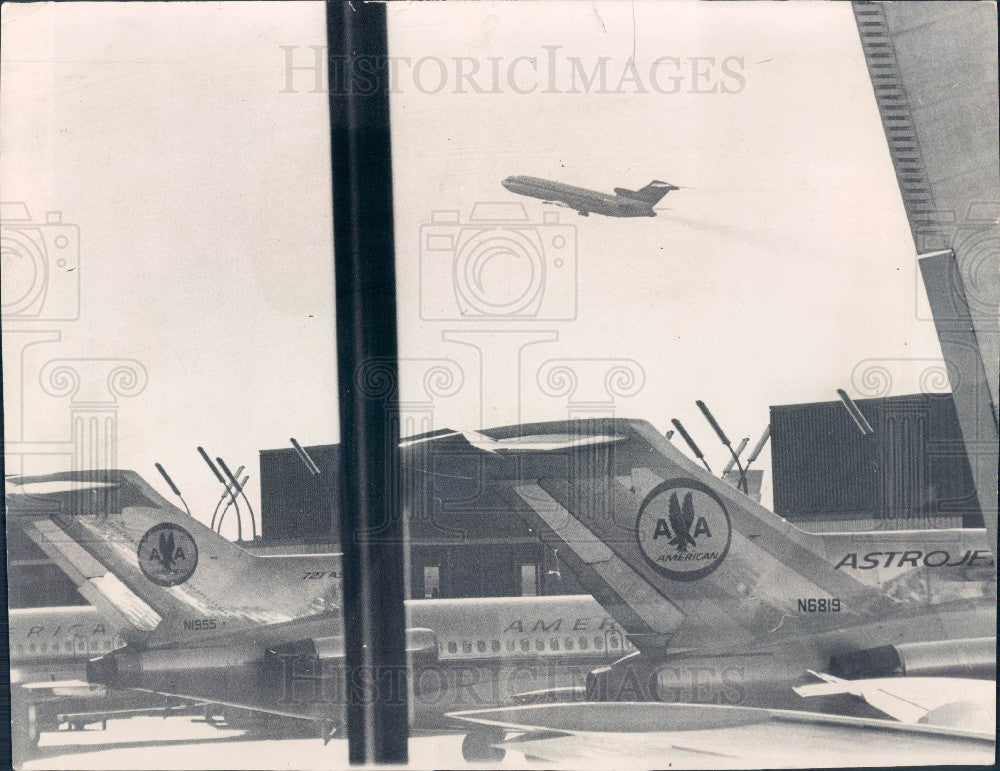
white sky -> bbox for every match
[2,1,945,529]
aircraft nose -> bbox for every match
[502,176,517,190]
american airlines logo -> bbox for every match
[652,492,715,553]
[636,479,731,581]
[137,523,199,587]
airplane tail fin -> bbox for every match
[404,419,993,652]
[614,181,679,205]
[5,470,338,643]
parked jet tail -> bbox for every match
[5,470,341,644]
[433,419,995,652]
[613,181,679,205]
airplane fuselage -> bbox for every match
[587,596,995,719]
[502,176,657,218]
[10,606,125,676]
[79,593,631,729]
[9,606,185,757]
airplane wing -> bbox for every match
[795,672,996,732]
[449,702,995,767]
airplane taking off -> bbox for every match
[501,175,679,217]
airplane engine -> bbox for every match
[269,628,438,666]
[86,641,264,689]
[829,636,996,679]
[87,629,438,708]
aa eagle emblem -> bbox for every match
[636,479,732,581]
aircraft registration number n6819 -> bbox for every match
[797,599,841,613]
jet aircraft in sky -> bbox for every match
[501,175,678,217]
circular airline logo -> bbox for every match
[137,523,198,587]
[636,479,731,581]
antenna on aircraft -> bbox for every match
[696,400,748,494]
[217,470,250,533]
[291,438,322,476]
[212,458,242,541]
[212,464,244,532]
[198,446,225,483]
[836,389,874,436]
[721,437,750,476]
[218,457,257,542]
[200,447,239,533]
[744,425,771,469]
[154,462,191,517]
[670,418,712,473]
[664,429,675,441]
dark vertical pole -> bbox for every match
[327,1,409,764]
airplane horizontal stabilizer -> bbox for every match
[20,518,161,637]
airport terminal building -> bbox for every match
[254,391,982,598]
[7,392,982,609]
